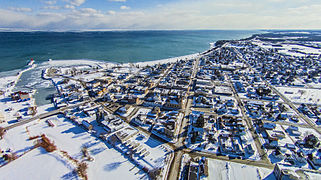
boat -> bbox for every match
[48,59,52,61]
[28,58,35,66]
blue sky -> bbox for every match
[0,0,320,30]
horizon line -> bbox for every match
[1,28,321,33]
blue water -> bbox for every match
[0,30,260,106]
[0,30,259,72]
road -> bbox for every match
[226,74,270,164]
[190,151,275,169]
[261,119,312,128]
[167,56,200,180]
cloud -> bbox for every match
[68,0,86,6]
[1,0,321,30]
[108,10,116,15]
[43,6,61,10]
[109,0,127,2]
[0,9,64,29]
[80,8,98,14]
[120,6,130,10]
[8,7,32,12]
[44,1,57,5]
[64,4,75,9]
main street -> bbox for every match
[167,56,200,180]
[226,73,270,164]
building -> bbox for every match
[188,162,200,180]
[27,106,37,116]
[164,98,182,109]
[11,91,31,101]
[82,120,93,131]
[273,164,301,180]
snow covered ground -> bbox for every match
[276,87,321,105]
[252,40,321,57]
[47,59,110,69]
[0,148,72,180]
[0,112,148,180]
[43,53,199,70]
[207,159,274,180]
[0,76,17,93]
[134,53,199,67]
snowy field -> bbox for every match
[47,59,110,69]
[0,76,17,92]
[252,40,321,57]
[0,113,148,180]
[0,148,71,180]
[207,159,274,180]
[276,87,321,105]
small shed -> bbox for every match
[82,120,93,131]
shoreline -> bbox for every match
[0,50,207,106]
[0,30,261,73]
[0,51,205,76]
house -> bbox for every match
[245,144,254,155]
[107,134,121,146]
[263,122,276,130]
[285,143,296,150]
[272,148,285,160]
[82,120,93,131]
[311,156,321,166]
[133,114,147,126]
[11,91,31,101]
[234,81,246,93]
[117,94,138,104]
[163,121,175,138]
[287,126,298,132]
[265,129,285,141]
[273,164,301,180]
[219,135,244,156]
[114,127,138,143]
[101,115,125,133]
[164,96,182,109]
[212,86,233,96]
[27,106,37,116]
[89,80,101,88]
[188,162,200,180]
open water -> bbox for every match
[0,30,260,105]
[0,30,259,72]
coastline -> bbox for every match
[0,29,258,102]
[0,30,259,72]
[0,49,208,107]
